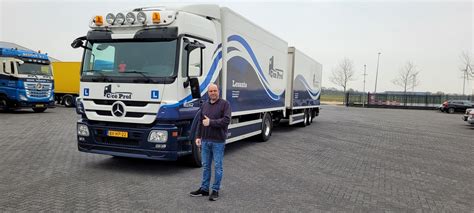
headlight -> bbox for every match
[76,97,84,115]
[115,13,125,25]
[77,124,90,137]
[19,94,28,101]
[106,13,115,25]
[126,12,135,24]
[137,12,147,24]
[148,130,168,143]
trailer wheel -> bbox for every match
[309,109,315,124]
[299,110,308,127]
[33,107,47,113]
[306,109,312,126]
[258,113,272,142]
[62,95,75,107]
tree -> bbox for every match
[329,58,356,96]
[459,51,473,95]
[392,61,420,93]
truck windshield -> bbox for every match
[17,62,52,76]
[82,40,178,81]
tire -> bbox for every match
[62,95,75,107]
[33,107,47,113]
[186,136,202,167]
[258,113,272,142]
[0,96,8,111]
[448,108,455,114]
[299,110,308,127]
[306,109,312,126]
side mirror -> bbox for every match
[185,40,205,78]
[15,59,24,66]
[71,36,88,49]
[189,78,201,99]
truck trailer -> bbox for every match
[0,48,55,112]
[52,62,81,107]
[71,4,322,166]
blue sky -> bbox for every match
[1,0,472,94]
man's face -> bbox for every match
[208,85,219,101]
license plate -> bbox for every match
[35,104,45,108]
[107,130,128,138]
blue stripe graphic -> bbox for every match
[295,74,320,99]
[228,35,269,85]
[227,35,283,101]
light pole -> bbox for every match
[374,52,381,93]
[363,64,367,107]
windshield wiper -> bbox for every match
[83,70,113,82]
[122,70,155,83]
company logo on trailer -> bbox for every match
[313,74,319,87]
[104,85,132,99]
[268,56,283,79]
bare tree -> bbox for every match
[329,58,356,95]
[459,51,473,95]
[392,61,420,93]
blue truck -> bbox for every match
[0,48,55,112]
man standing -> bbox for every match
[190,83,231,201]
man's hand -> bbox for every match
[195,138,201,147]
[203,115,210,127]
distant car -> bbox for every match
[462,108,474,124]
[440,100,474,114]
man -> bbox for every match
[190,83,231,201]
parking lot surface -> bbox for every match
[0,106,473,211]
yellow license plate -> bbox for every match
[107,130,128,138]
[35,104,45,108]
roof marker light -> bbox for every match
[152,12,161,24]
[94,16,104,26]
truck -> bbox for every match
[0,48,55,112]
[52,62,81,107]
[71,4,322,166]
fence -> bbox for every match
[345,92,474,109]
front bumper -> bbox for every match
[76,120,192,161]
[12,100,55,109]
[467,116,474,124]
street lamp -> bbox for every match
[374,52,381,93]
[363,64,367,107]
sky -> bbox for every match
[0,0,473,94]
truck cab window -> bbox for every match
[188,48,202,77]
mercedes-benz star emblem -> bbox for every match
[111,101,126,117]
[35,83,43,90]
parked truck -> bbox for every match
[71,4,322,166]
[0,48,55,112]
[52,62,81,107]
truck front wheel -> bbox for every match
[0,96,8,111]
[186,136,202,167]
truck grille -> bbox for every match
[24,82,52,98]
